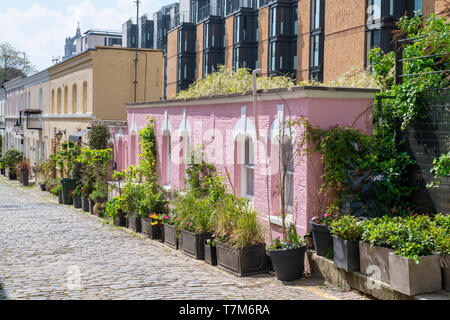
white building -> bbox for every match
[75,29,122,54]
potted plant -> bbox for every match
[330,215,365,272]
[163,214,179,249]
[431,214,449,291]
[142,213,166,240]
[310,214,334,258]
[71,184,83,209]
[4,149,23,180]
[204,239,217,266]
[0,155,5,175]
[16,158,30,186]
[267,224,307,281]
[81,185,91,212]
[138,185,169,239]
[105,197,126,226]
[214,195,268,277]
[173,191,215,260]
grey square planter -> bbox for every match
[389,253,442,296]
[163,223,178,249]
[359,241,394,284]
[440,254,450,291]
[73,196,82,209]
[141,217,163,240]
[216,242,269,277]
[113,210,127,227]
[180,229,212,260]
[127,214,141,233]
[332,236,360,272]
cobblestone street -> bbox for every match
[0,178,368,300]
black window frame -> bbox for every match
[309,0,324,82]
[232,8,258,72]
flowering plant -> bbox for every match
[268,224,306,250]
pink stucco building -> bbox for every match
[120,86,377,239]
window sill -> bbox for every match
[269,214,293,227]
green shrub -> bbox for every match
[4,149,23,171]
[87,124,111,150]
[106,197,120,219]
[330,215,365,240]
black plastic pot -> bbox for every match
[204,241,217,266]
[113,210,127,227]
[163,223,178,249]
[216,242,269,277]
[82,197,90,212]
[0,168,5,175]
[268,246,307,281]
[40,184,46,191]
[141,217,163,240]
[332,236,360,271]
[310,220,333,257]
[21,170,29,186]
[8,170,17,180]
[73,196,82,209]
[127,213,142,233]
[180,229,212,260]
[60,178,78,205]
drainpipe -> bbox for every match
[252,68,261,141]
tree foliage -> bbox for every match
[87,124,111,150]
[0,42,36,83]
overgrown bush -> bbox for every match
[330,215,365,240]
[4,149,23,171]
[87,124,111,150]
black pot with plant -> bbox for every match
[204,239,217,266]
[310,216,333,257]
[267,224,307,281]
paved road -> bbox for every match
[0,178,368,300]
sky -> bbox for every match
[0,0,174,72]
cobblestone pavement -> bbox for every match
[0,178,369,300]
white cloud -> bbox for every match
[0,0,164,71]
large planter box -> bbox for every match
[141,217,163,240]
[180,229,212,260]
[81,197,90,212]
[359,241,394,283]
[127,214,142,233]
[310,220,333,257]
[332,236,360,272]
[21,170,29,186]
[163,223,178,249]
[204,242,217,266]
[268,246,306,281]
[73,196,82,209]
[440,254,450,291]
[389,253,442,296]
[113,210,127,227]
[216,242,269,277]
[60,178,78,205]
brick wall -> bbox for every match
[197,22,204,80]
[424,0,448,17]
[224,15,234,71]
[323,0,367,82]
[166,29,178,99]
[297,0,311,82]
[258,7,270,76]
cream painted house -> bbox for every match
[43,45,164,157]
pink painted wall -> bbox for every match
[124,89,375,240]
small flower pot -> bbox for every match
[359,241,394,283]
[180,229,212,260]
[332,235,360,272]
[389,253,442,296]
[113,210,127,227]
[204,241,217,266]
[40,184,46,191]
[127,213,141,233]
[82,197,90,212]
[163,223,178,249]
[141,217,163,240]
[310,220,333,257]
[268,246,306,281]
[216,241,269,277]
[440,254,450,291]
[73,196,82,209]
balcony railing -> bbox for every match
[225,0,255,15]
[171,11,190,30]
[198,3,224,22]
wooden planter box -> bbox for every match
[333,236,360,272]
[127,214,141,233]
[163,223,178,249]
[359,241,394,283]
[73,196,82,209]
[389,253,442,296]
[82,197,90,212]
[180,229,212,260]
[204,242,217,266]
[113,210,127,227]
[141,217,163,240]
[216,241,269,277]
